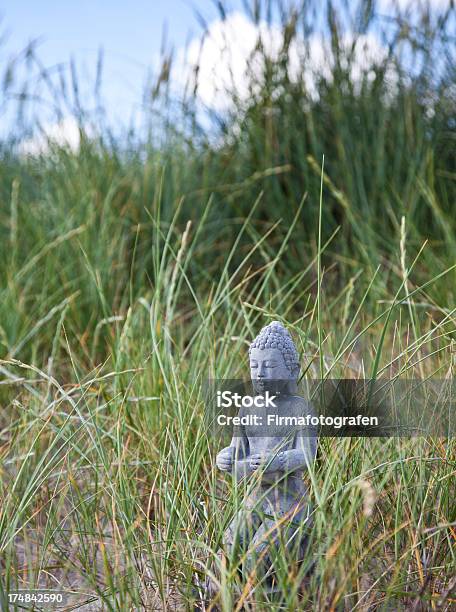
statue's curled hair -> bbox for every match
[249,321,299,374]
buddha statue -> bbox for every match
[215,321,318,586]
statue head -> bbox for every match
[249,321,300,394]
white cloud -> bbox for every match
[19,117,83,156]
[176,12,281,110]
[176,12,391,111]
[288,32,390,93]
[378,0,451,9]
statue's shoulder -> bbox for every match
[284,394,314,416]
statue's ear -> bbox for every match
[292,363,300,378]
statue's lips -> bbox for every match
[253,380,280,389]
[252,380,286,394]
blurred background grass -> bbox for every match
[0,1,455,609]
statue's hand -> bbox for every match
[216,447,235,472]
[250,452,281,473]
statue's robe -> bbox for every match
[224,393,317,579]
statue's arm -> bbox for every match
[278,433,317,472]
[275,411,318,472]
[216,425,253,479]
[251,437,316,475]
[253,402,318,475]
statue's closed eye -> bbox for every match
[250,361,277,368]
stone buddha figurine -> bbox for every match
[215,321,317,584]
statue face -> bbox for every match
[249,347,295,393]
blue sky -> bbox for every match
[0,0,244,135]
[1,0,451,142]
[2,1,229,65]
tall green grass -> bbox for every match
[0,0,455,609]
